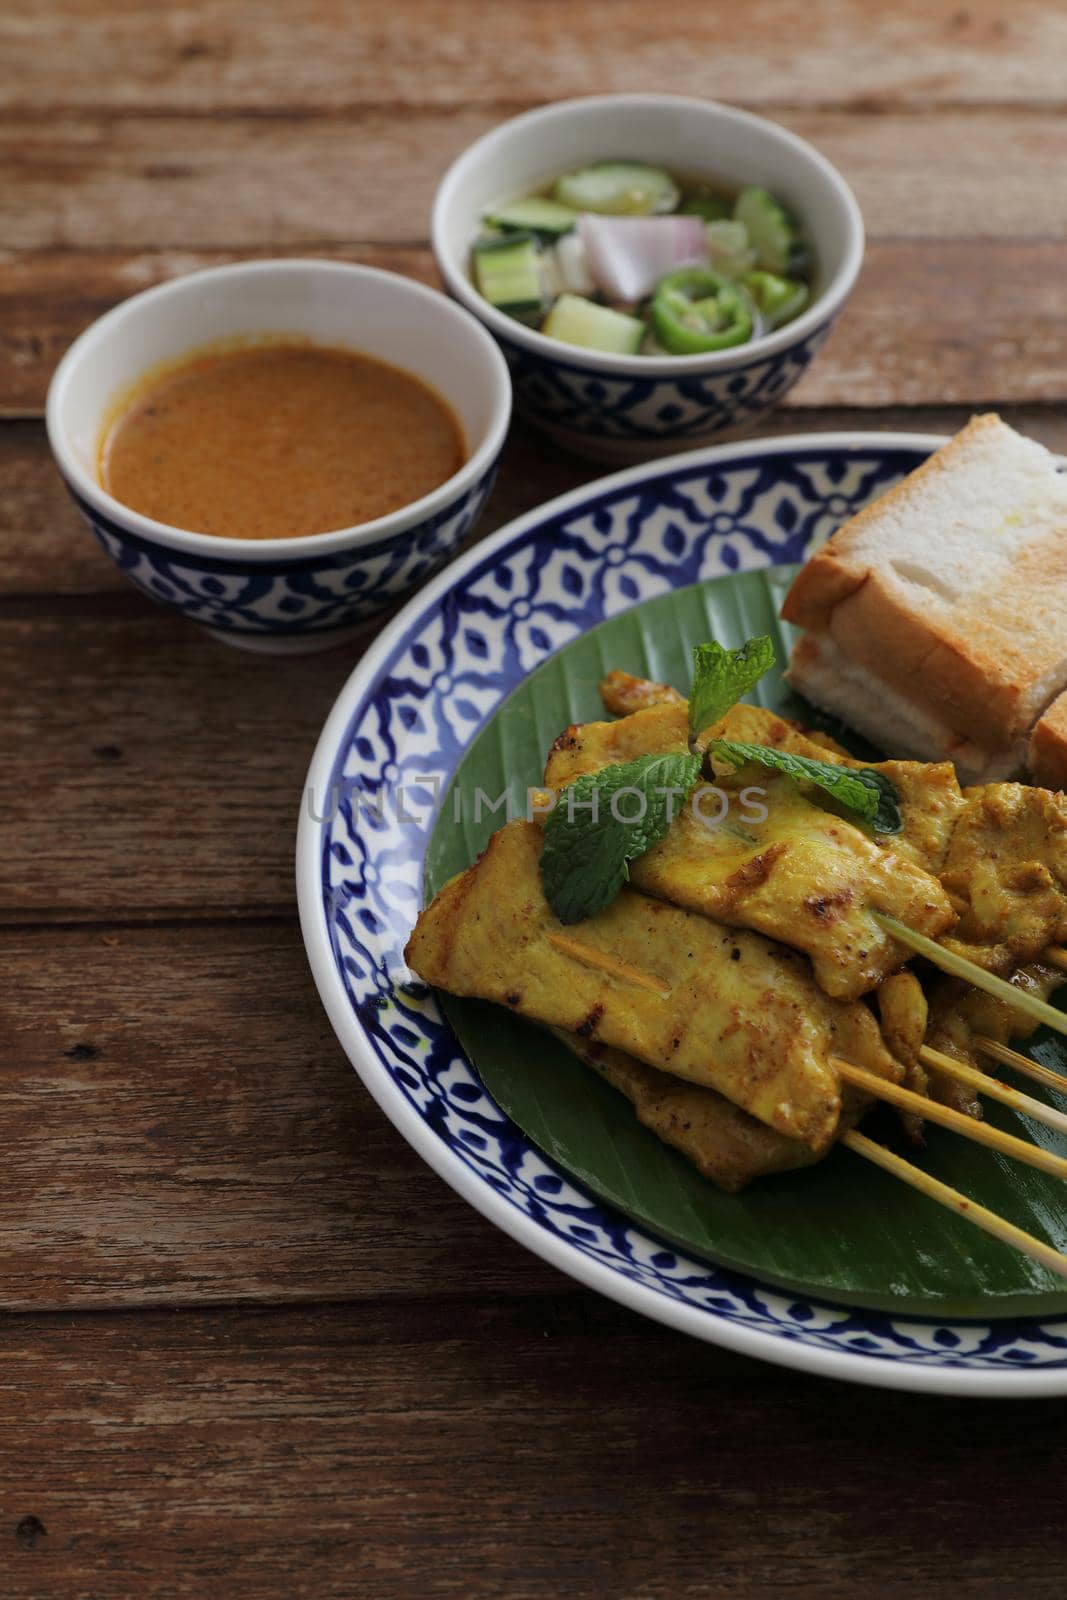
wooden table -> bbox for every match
[5,4,1067,1594]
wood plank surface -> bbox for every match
[4,0,1065,113]
[7,405,1067,596]
[0,248,437,418]
[7,242,1067,415]
[5,1300,1067,1600]
[4,406,1067,920]
[0,609,350,917]
[7,4,1067,1593]
[5,109,1065,256]
[0,417,571,593]
[0,920,561,1309]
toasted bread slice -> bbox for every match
[1030,691,1067,791]
[786,633,1023,785]
[781,415,1067,746]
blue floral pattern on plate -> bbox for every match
[299,435,1067,1393]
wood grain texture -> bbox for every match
[0,611,336,916]
[6,5,1067,1590]
[0,417,572,593]
[3,0,1065,113]
[5,1300,1067,1600]
[7,242,1067,415]
[4,406,1067,920]
[0,420,585,918]
[0,424,121,589]
[5,108,1066,256]
[7,404,1067,597]
[0,247,437,417]
[0,919,560,1309]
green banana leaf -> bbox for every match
[424,567,1067,1318]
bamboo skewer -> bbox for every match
[872,914,1067,1041]
[547,932,671,996]
[842,1130,1067,1281]
[544,925,1067,1276]
[973,1035,1067,1097]
[917,1044,1067,1138]
[831,1057,1067,1182]
[531,757,1067,1275]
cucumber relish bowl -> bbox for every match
[46,259,512,655]
[432,94,864,465]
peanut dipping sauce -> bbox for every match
[97,339,466,541]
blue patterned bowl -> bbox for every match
[46,260,511,653]
[434,95,863,464]
[298,431,1067,1396]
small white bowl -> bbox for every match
[47,259,512,653]
[433,94,863,464]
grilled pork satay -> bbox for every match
[544,701,957,1001]
[939,783,1067,973]
[554,1029,895,1193]
[910,785,1067,1113]
[552,1029,820,1192]
[600,668,849,754]
[599,669,684,716]
[405,820,903,1152]
[877,970,931,1140]
[925,960,1063,1117]
[596,674,966,873]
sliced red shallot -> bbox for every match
[577,214,709,303]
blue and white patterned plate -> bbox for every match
[297,432,1067,1395]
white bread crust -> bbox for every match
[786,633,1024,786]
[781,415,1067,745]
[1030,691,1067,792]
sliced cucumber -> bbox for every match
[553,161,680,217]
[744,270,810,329]
[473,232,544,315]
[484,196,578,237]
[542,293,645,355]
[733,187,799,275]
[705,219,758,280]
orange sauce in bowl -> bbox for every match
[97,339,466,540]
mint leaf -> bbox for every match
[708,740,903,835]
[864,776,905,835]
[688,636,776,744]
[541,751,702,924]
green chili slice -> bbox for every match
[744,269,810,330]
[651,268,755,355]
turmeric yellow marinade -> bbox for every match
[406,671,1067,1191]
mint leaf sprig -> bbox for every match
[538,632,902,926]
[688,635,776,747]
[541,750,702,924]
[708,739,903,835]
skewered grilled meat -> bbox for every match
[405,819,903,1152]
[599,669,684,716]
[407,666,1067,1198]
[544,699,957,1000]
[940,784,1067,973]
[552,1029,821,1192]
[597,675,967,871]
[924,961,1063,1117]
[877,970,931,1139]
[552,1027,905,1193]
